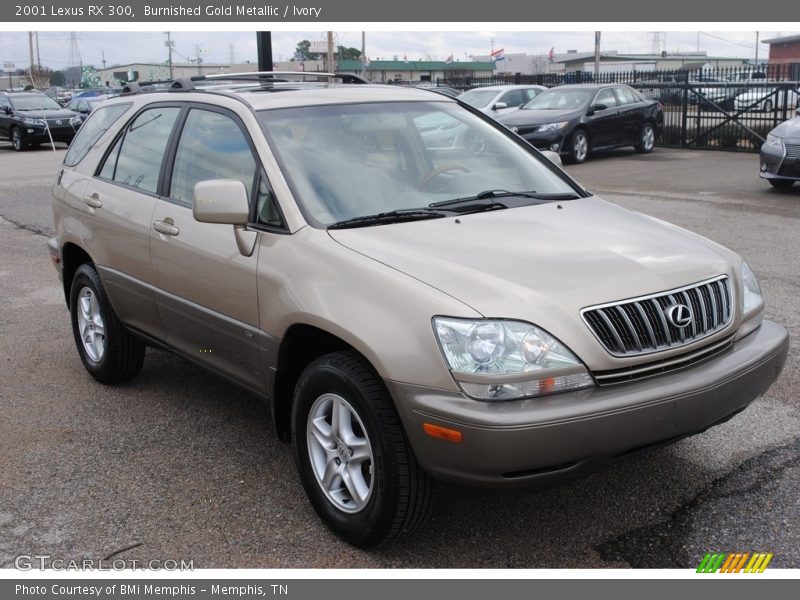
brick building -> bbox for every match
[762,34,800,79]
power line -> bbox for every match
[698,31,756,50]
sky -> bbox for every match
[0,30,795,70]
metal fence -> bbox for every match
[436,65,800,153]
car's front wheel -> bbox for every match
[69,263,145,383]
[567,129,589,163]
[292,351,431,548]
[11,127,25,152]
[635,122,656,154]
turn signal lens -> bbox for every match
[423,423,463,443]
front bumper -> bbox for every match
[19,124,77,144]
[519,130,567,153]
[388,320,788,488]
[760,139,800,182]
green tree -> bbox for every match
[293,40,313,61]
[50,70,65,86]
[337,46,361,60]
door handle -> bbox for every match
[83,193,102,208]
[153,220,180,236]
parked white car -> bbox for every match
[734,87,800,112]
[459,84,546,117]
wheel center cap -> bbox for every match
[337,443,350,463]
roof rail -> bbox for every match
[120,78,197,95]
[199,71,368,84]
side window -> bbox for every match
[523,88,539,102]
[169,108,257,205]
[255,174,284,229]
[500,90,524,107]
[65,103,131,167]
[594,88,618,109]
[615,86,638,106]
[102,106,180,192]
[0,96,10,111]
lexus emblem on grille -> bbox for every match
[665,303,693,328]
[55,120,62,125]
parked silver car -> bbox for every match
[759,106,800,187]
[459,84,546,117]
[49,74,788,547]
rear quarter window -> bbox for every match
[63,103,131,167]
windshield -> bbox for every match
[523,88,594,110]
[458,89,499,109]
[258,101,579,227]
[10,94,62,111]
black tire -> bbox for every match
[566,129,589,164]
[634,122,656,154]
[11,127,26,152]
[69,263,145,384]
[768,179,794,188]
[291,351,431,548]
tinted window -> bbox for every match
[524,88,594,110]
[169,109,257,205]
[108,106,180,193]
[500,90,524,107]
[522,88,540,101]
[615,86,638,106]
[255,174,284,228]
[594,88,618,108]
[9,94,61,111]
[0,96,10,110]
[64,103,131,167]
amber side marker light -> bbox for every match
[423,423,463,443]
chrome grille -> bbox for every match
[785,143,800,159]
[581,276,733,357]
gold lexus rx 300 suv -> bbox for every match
[49,73,788,547]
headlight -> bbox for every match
[433,317,594,400]
[538,121,569,133]
[70,115,82,126]
[22,117,45,126]
[741,261,763,315]
[765,134,784,149]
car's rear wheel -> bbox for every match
[11,128,25,152]
[768,179,794,188]
[292,351,431,548]
[69,264,145,383]
[634,122,656,154]
[567,129,589,164]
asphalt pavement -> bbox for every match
[0,142,798,568]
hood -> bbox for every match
[770,116,800,140]
[498,108,582,126]
[16,108,77,119]
[329,197,735,360]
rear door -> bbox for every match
[613,86,645,144]
[0,96,11,139]
[149,104,265,393]
[82,103,183,338]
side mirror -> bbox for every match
[4,106,11,115]
[193,179,250,225]
[592,103,608,113]
[492,101,508,110]
[541,150,563,167]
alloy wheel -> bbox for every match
[76,287,106,362]
[306,393,374,513]
[642,124,655,151]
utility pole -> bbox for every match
[256,32,273,72]
[102,50,106,70]
[34,32,41,69]
[327,31,334,73]
[754,31,759,69]
[594,31,601,78]
[28,31,35,75]
[165,32,174,79]
[361,31,366,78]
[194,45,203,75]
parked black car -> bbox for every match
[0,91,82,151]
[497,84,664,163]
[65,95,114,123]
[759,107,800,188]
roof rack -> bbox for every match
[118,71,369,97]
[198,71,368,84]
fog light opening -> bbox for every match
[760,163,768,172]
[550,143,560,151]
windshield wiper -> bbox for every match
[430,189,579,208]
[328,208,449,230]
